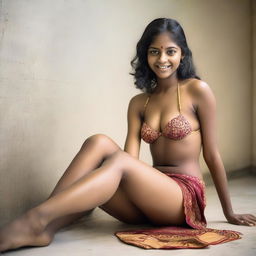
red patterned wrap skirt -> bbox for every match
[115,173,242,249]
[164,173,207,229]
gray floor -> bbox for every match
[2,176,256,256]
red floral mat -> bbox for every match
[115,226,242,249]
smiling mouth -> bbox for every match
[156,64,172,70]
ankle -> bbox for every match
[26,208,48,234]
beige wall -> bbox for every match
[253,0,256,167]
[0,0,253,225]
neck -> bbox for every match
[154,75,179,94]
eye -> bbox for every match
[167,49,176,55]
[148,49,159,55]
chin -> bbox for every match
[156,72,174,80]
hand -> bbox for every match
[226,213,256,226]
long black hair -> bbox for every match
[130,18,201,93]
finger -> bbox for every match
[249,216,256,222]
[248,215,256,221]
[243,215,254,220]
[244,215,256,225]
[238,219,248,225]
[247,217,256,226]
[243,221,251,226]
[244,214,255,221]
[240,219,255,226]
[238,216,251,226]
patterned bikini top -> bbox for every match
[141,83,200,144]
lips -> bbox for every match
[156,64,172,71]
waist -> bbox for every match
[153,162,202,179]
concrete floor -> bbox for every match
[2,175,256,256]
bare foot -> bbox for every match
[0,209,53,252]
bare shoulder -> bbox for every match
[184,78,215,102]
[129,92,149,103]
[186,78,212,94]
[128,92,150,117]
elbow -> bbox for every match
[203,148,220,165]
[124,148,140,159]
[124,141,140,159]
[130,152,140,159]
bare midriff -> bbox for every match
[154,162,203,180]
[150,128,203,179]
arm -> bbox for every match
[123,94,144,159]
[194,80,256,226]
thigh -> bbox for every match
[99,186,151,225]
[102,152,186,226]
[50,134,121,197]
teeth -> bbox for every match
[158,65,171,69]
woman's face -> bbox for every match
[147,32,183,80]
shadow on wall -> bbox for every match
[0,107,60,226]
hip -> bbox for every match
[153,162,203,180]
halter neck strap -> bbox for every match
[143,82,181,115]
[143,94,150,118]
[177,82,181,113]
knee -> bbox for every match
[107,150,131,169]
[81,134,121,152]
[82,134,110,148]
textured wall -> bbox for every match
[0,0,253,225]
[253,0,256,167]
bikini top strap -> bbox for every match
[143,85,181,116]
[143,94,151,117]
[177,82,181,113]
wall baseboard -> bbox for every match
[203,165,256,186]
[251,165,256,175]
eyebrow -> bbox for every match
[148,46,178,50]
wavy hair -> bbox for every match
[130,18,201,93]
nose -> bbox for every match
[158,52,168,63]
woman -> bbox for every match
[0,18,255,252]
